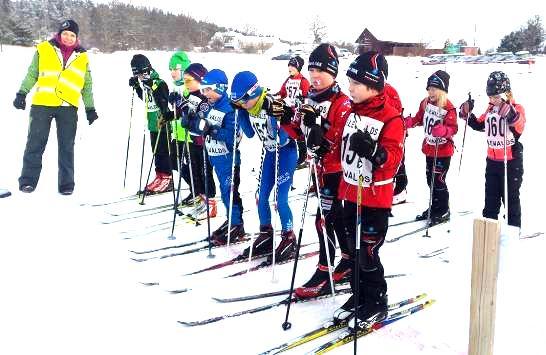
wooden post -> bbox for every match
[468,218,501,355]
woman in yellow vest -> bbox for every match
[13,19,97,195]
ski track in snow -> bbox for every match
[1,46,545,354]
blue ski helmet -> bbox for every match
[201,69,228,95]
[230,71,262,103]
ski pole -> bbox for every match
[203,146,215,258]
[271,136,280,283]
[137,90,148,198]
[246,145,266,271]
[124,91,135,188]
[139,123,163,205]
[457,92,471,174]
[353,171,364,355]
[502,100,509,227]
[226,109,239,248]
[281,162,313,330]
[168,106,186,240]
[184,128,199,227]
[423,141,440,238]
[312,159,336,299]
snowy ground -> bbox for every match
[0,46,545,354]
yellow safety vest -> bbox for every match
[32,41,89,107]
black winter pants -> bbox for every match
[19,105,78,191]
[180,142,216,198]
[426,156,451,216]
[315,172,348,266]
[483,158,523,227]
[343,202,389,298]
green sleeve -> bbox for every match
[82,63,95,109]
[18,52,39,94]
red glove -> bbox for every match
[498,102,518,124]
[431,124,448,138]
[458,99,474,119]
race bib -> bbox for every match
[300,98,332,136]
[205,108,225,127]
[145,90,159,112]
[249,110,277,152]
[341,113,384,186]
[205,135,229,156]
[284,79,301,107]
[187,94,202,112]
[485,107,515,148]
[423,103,447,145]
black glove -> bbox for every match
[299,104,319,128]
[86,108,98,125]
[306,125,330,157]
[129,76,139,89]
[168,91,182,105]
[349,130,376,160]
[264,97,293,124]
[13,92,26,110]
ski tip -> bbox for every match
[139,281,159,286]
[168,288,189,294]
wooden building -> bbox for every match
[355,28,437,56]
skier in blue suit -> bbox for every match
[190,69,245,245]
[231,71,298,262]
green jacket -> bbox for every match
[19,49,95,109]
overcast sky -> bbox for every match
[95,0,544,50]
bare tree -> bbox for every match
[309,16,327,44]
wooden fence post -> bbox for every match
[468,218,501,355]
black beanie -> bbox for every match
[346,51,385,90]
[58,19,79,36]
[427,70,450,93]
[308,43,339,77]
[131,54,152,75]
[288,56,304,72]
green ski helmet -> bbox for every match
[169,51,191,71]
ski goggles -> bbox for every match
[231,82,260,104]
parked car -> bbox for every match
[338,48,353,58]
[271,53,292,60]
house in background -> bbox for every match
[354,28,478,56]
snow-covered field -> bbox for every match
[0,45,544,355]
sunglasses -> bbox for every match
[184,77,196,85]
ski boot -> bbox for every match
[295,265,332,298]
[333,256,352,283]
[272,230,296,263]
[212,224,246,246]
[242,224,273,257]
[348,289,388,331]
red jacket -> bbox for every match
[470,100,525,161]
[384,83,402,114]
[338,93,405,208]
[281,84,351,174]
[407,98,458,157]
[278,73,310,107]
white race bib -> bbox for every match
[341,113,384,186]
[204,109,229,156]
[283,78,302,107]
[249,110,277,152]
[187,94,202,112]
[485,107,515,148]
[145,89,159,112]
[423,103,447,145]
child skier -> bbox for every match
[129,54,175,194]
[332,51,405,331]
[405,70,457,223]
[231,71,298,262]
[461,71,525,227]
[276,55,310,169]
[169,60,217,219]
[278,43,353,297]
[191,69,245,244]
